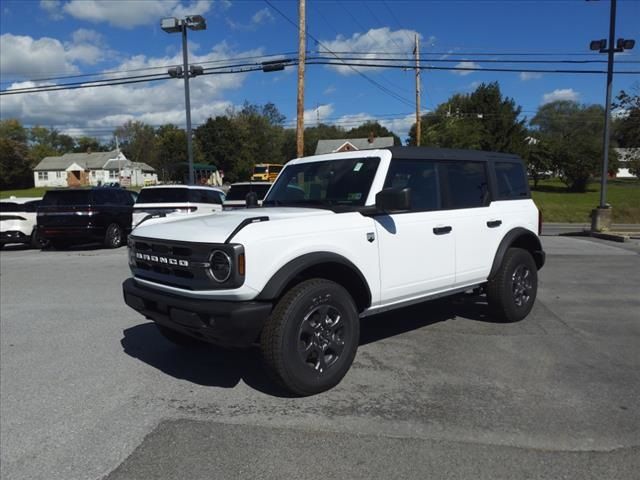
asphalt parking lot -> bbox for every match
[1,236,639,480]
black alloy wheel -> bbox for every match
[486,247,538,322]
[261,278,360,396]
[104,223,123,249]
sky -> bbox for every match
[1,0,639,143]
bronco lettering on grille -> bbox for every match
[135,252,189,267]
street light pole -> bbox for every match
[181,24,195,185]
[161,15,206,185]
[599,0,616,209]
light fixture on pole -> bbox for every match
[587,0,635,232]
[161,15,207,185]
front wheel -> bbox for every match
[260,279,360,396]
[486,247,538,322]
[104,223,123,249]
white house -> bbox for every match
[33,150,158,188]
[614,148,639,178]
[315,136,395,155]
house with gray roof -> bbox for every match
[315,136,395,155]
[33,150,157,187]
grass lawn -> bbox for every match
[531,178,640,224]
[0,187,49,199]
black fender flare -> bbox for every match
[488,228,545,280]
[255,251,372,310]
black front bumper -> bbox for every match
[1,231,30,245]
[122,278,272,348]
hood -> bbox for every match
[131,207,334,244]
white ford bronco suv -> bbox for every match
[123,147,545,395]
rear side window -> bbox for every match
[92,189,115,205]
[42,190,91,206]
[136,188,189,204]
[0,202,21,212]
[226,184,271,201]
[495,162,529,199]
[384,159,440,211]
[440,161,490,209]
[204,190,223,204]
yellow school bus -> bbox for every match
[251,163,283,182]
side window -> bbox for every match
[189,189,207,203]
[205,190,223,204]
[495,162,529,199]
[384,159,440,211]
[440,161,489,209]
[118,190,133,205]
[92,190,111,205]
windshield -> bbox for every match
[253,166,268,174]
[263,157,380,209]
[226,184,271,201]
[136,188,189,204]
[42,190,91,206]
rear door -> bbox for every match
[438,161,501,286]
[374,159,455,305]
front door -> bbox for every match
[374,159,455,305]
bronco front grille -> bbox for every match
[129,236,244,291]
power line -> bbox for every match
[263,0,416,108]
[0,52,298,86]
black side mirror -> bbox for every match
[245,191,259,208]
[375,187,411,212]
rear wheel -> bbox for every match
[30,228,47,249]
[104,223,123,249]
[487,247,538,322]
[260,279,360,396]
[156,324,205,347]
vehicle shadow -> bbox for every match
[120,293,500,397]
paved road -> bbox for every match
[1,237,639,480]
[542,223,640,236]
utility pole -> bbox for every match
[414,34,421,146]
[296,0,306,158]
[181,25,195,185]
[588,0,635,231]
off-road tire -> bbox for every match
[156,324,205,347]
[260,279,360,396]
[104,223,123,249]
[487,247,538,322]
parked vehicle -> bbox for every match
[132,185,225,228]
[223,182,272,209]
[38,188,134,249]
[0,197,44,249]
[123,147,545,395]
[251,163,283,182]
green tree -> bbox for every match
[408,82,527,154]
[155,125,188,182]
[0,138,32,189]
[522,139,553,189]
[302,123,345,156]
[613,85,640,148]
[0,119,28,143]
[74,136,106,153]
[114,120,158,168]
[531,100,618,192]
[347,121,401,146]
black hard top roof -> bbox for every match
[384,146,522,162]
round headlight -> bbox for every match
[209,250,232,283]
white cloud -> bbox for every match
[542,88,579,104]
[40,0,63,20]
[319,27,422,75]
[452,61,480,76]
[62,0,212,29]
[520,72,543,81]
[227,7,275,31]
[252,7,274,25]
[0,31,111,80]
[1,42,264,138]
[303,104,334,124]
[323,85,336,95]
[0,34,79,77]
